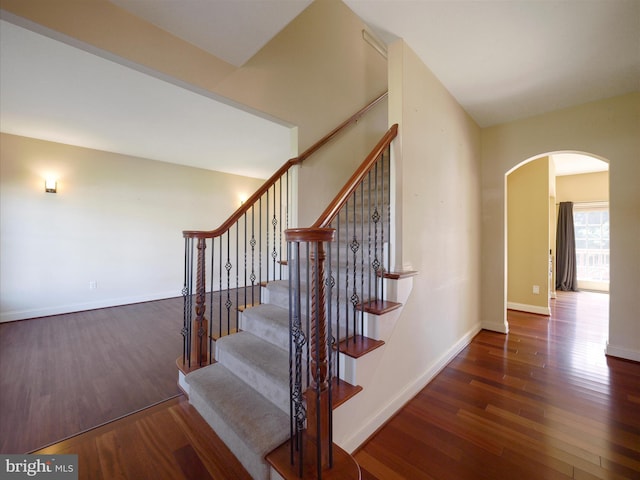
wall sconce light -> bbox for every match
[45,178,57,193]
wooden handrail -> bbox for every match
[183,91,388,239]
[297,91,388,163]
[312,123,398,229]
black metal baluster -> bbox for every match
[279,177,283,280]
[226,232,232,336]
[259,197,263,288]
[383,148,390,300]
[243,212,247,310]
[236,222,239,334]
[351,194,359,342]
[335,212,341,380]
[250,204,256,307]
[209,237,215,364]
[326,236,334,469]
[345,201,350,345]
[219,237,223,340]
[182,237,193,367]
[360,181,365,337]
[373,159,381,301]
[367,169,373,309]
[272,184,278,282]
[266,189,270,284]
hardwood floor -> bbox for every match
[0,297,184,453]
[33,396,252,480]
[6,291,638,480]
[355,291,640,480]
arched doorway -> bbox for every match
[505,151,609,326]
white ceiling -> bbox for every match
[346,0,640,128]
[1,1,638,177]
[552,153,608,177]
[0,18,293,179]
[109,0,313,67]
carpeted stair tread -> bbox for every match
[216,331,289,412]
[241,303,290,351]
[186,363,289,480]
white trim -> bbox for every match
[606,342,640,363]
[507,302,550,316]
[482,319,509,334]
[178,371,190,396]
[337,322,482,453]
[0,290,181,323]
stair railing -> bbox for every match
[285,123,398,478]
[179,92,388,372]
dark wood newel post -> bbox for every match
[193,237,208,365]
[285,227,335,471]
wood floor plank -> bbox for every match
[355,291,640,480]
[9,290,639,479]
[0,297,185,453]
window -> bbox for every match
[573,205,609,283]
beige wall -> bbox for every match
[556,171,609,203]
[507,157,550,313]
[213,0,389,224]
[481,93,640,361]
[335,39,483,450]
[0,133,263,321]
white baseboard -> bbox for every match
[0,291,181,323]
[482,320,509,334]
[337,321,482,453]
[507,302,550,316]
[606,342,640,363]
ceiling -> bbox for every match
[1,1,638,177]
[0,18,293,179]
[552,153,608,177]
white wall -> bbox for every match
[481,93,640,361]
[0,133,264,322]
[334,39,483,451]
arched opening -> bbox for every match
[505,151,610,340]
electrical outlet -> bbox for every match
[532,285,540,294]
[89,281,97,290]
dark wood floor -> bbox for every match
[0,297,184,453]
[8,291,640,480]
[356,291,640,480]
[34,396,252,480]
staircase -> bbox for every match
[178,97,401,479]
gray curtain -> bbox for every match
[556,201,578,291]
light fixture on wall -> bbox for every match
[45,178,57,193]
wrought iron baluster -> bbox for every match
[209,237,214,364]
[226,232,232,336]
[272,184,278,282]
[266,189,270,283]
[360,181,365,336]
[259,198,263,288]
[344,203,349,346]
[244,212,247,310]
[383,147,390,299]
[367,169,373,308]
[373,159,381,301]
[219,236,223,340]
[236,222,239,334]
[250,204,256,306]
[335,212,341,380]
[350,194,359,342]
[182,237,194,367]
[279,177,283,280]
